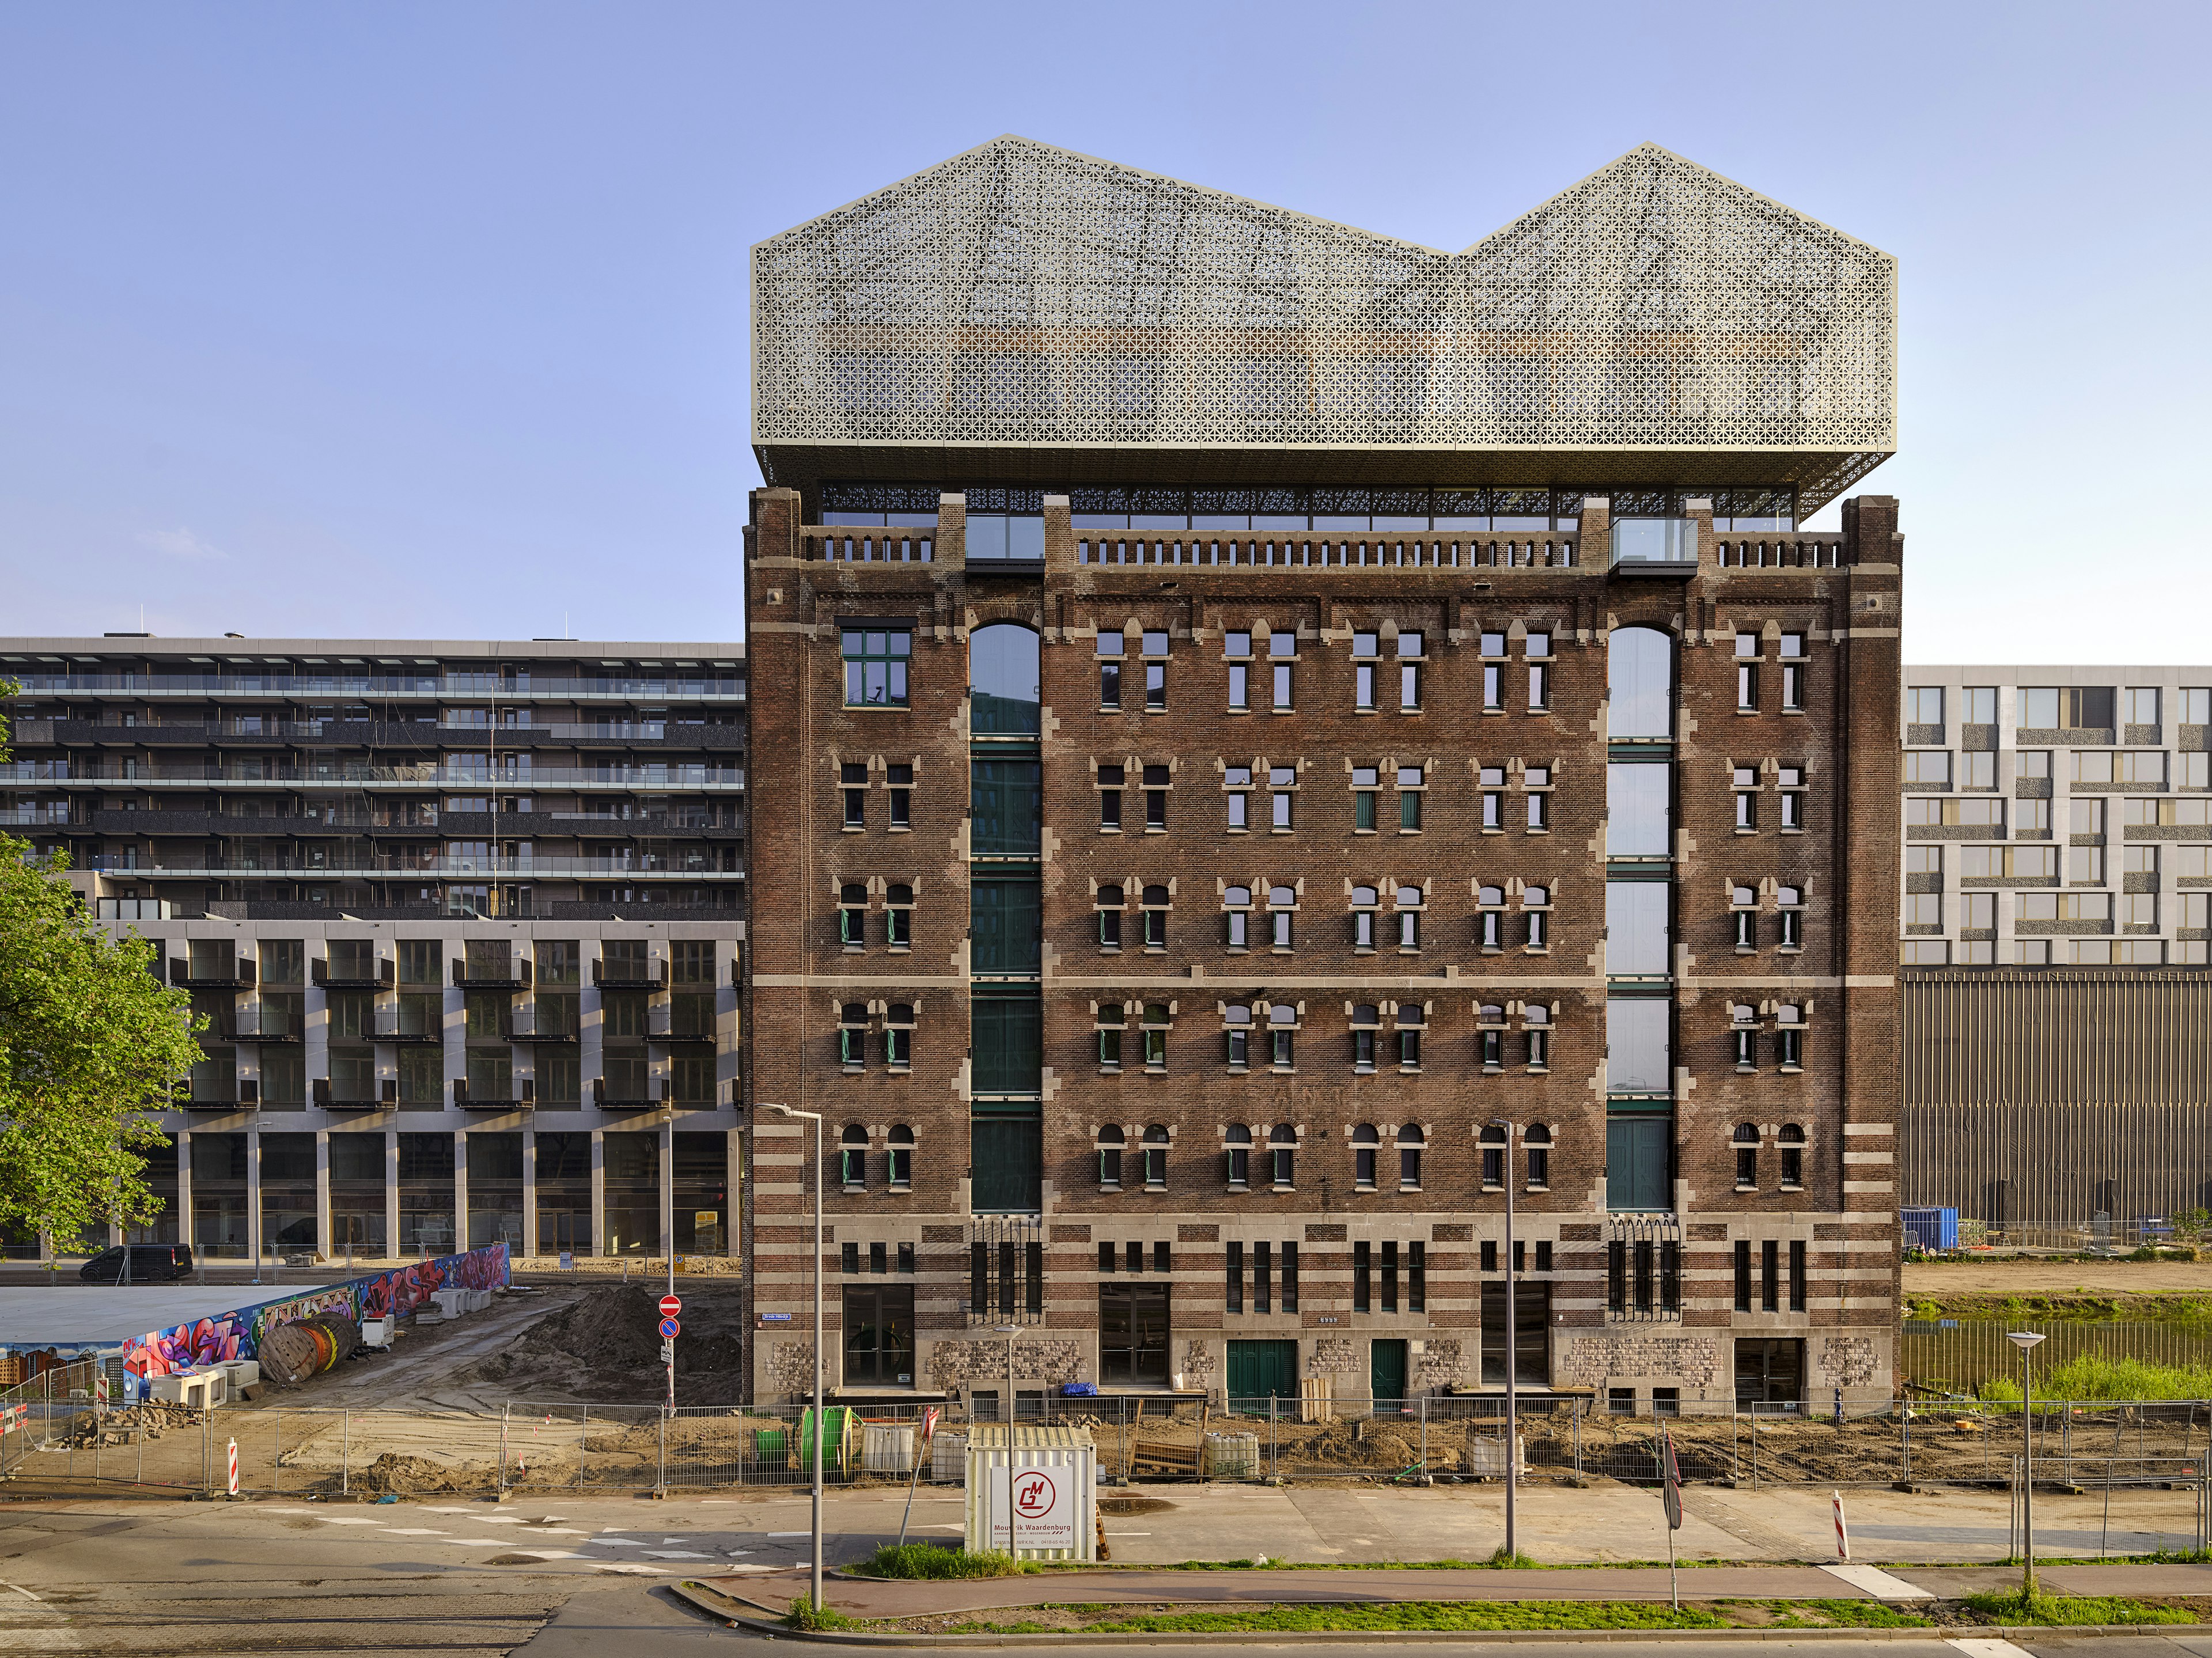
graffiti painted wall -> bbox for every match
[117,1243,509,1394]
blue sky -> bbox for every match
[3,1,2206,662]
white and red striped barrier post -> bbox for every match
[226,1437,239,1497]
[1832,1489,1850,1561]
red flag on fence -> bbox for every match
[920,1406,941,1446]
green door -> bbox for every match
[1370,1338,1408,1410]
[1225,1339,1298,1409]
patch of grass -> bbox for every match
[950,1600,1728,1635]
[1961,1589,2194,1626]
[785,1595,874,1632]
[1486,1546,1540,1568]
[1155,1555,1740,1573]
[1721,1598,1931,1629]
[856,1543,1041,1580]
[1973,1352,2212,1404]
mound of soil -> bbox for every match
[1291,1422,1420,1467]
[351,1452,481,1496]
[455,1284,747,1403]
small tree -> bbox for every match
[0,817,204,1247]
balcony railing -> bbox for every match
[313,957,395,989]
[167,957,257,989]
[70,856,743,882]
[593,1077,672,1109]
[1714,534,1847,569]
[372,1013,445,1044]
[453,957,532,989]
[314,1078,397,1109]
[1609,519,1698,572]
[593,958,668,990]
[798,526,934,563]
[1076,531,1578,570]
[229,1008,302,1043]
[29,764,745,788]
[455,1079,534,1110]
[10,673,744,700]
[647,1011,718,1044]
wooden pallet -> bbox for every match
[1128,1439,1199,1477]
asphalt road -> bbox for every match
[5,1494,2212,1657]
[0,1492,858,1656]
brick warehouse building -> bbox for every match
[741,137,1906,1414]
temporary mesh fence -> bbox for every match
[1,1369,2207,1525]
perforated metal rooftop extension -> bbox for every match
[752,138,1897,510]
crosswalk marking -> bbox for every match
[1820,1562,1936,1600]
[1947,1640,2037,1658]
[0,1587,74,1653]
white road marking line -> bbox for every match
[643,1550,713,1559]
[0,1592,39,1604]
[313,1517,387,1526]
[382,1528,446,1536]
[527,1528,593,1537]
[766,1530,813,1537]
[505,1550,588,1561]
[422,1505,479,1513]
[479,1516,527,1524]
[1946,1641,2037,1658]
[594,1563,677,1576]
[1820,1563,1936,1600]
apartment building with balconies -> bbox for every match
[1,636,746,917]
[0,638,747,1263]
[742,138,1904,1415]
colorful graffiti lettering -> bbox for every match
[117,1243,508,1388]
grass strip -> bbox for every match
[947,1600,1729,1634]
[787,1596,880,1632]
[855,1544,1041,1580]
[1717,1598,1931,1629]
[1961,1589,2195,1626]
[1157,1555,1740,1571]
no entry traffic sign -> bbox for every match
[659,1316,681,1338]
[659,1294,682,1318]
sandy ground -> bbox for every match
[1904,1258,2212,1297]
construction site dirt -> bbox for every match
[7,1280,2206,1500]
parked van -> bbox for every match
[79,1244,194,1284]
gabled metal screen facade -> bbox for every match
[752,138,1897,507]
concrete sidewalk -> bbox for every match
[1051,1479,2206,1568]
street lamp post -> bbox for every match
[997,1326,1019,1426]
[1490,1117,1517,1563]
[2008,1330,2046,1597]
[766,1104,825,1613]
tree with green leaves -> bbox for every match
[0,836,204,1249]
[0,688,203,1251]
